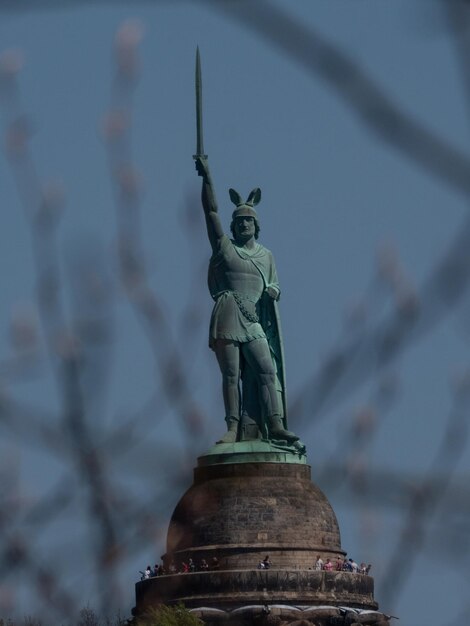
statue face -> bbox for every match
[233,216,255,241]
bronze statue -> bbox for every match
[193,49,299,446]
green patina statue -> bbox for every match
[193,50,301,450]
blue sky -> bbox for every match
[0,2,469,624]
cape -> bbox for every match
[233,243,289,431]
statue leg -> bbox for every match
[241,338,298,443]
[240,363,265,439]
[214,339,241,443]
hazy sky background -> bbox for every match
[1,2,469,625]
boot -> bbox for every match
[216,417,239,444]
[268,416,299,443]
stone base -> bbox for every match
[164,450,344,571]
[132,445,385,622]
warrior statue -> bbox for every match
[193,50,299,446]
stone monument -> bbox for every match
[132,51,393,626]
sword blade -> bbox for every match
[194,47,207,159]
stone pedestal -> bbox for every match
[133,443,390,625]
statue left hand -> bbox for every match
[265,286,279,300]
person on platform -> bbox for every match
[314,555,324,571]
[349,558,359,573]
[262,555,272,569]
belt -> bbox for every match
[214,290,259,323]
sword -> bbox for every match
[193,46,208,160]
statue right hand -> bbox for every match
[195,156,210,179]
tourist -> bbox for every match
[342,559,352,572]
[262,555,272,569]
[335,557,344,571]
[200,558,209,571]
[323,559,333,571]
[314,555,324,571]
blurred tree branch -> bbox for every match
[1,3,470,623]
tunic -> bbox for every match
[207,235,280,348]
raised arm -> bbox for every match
[195,156,224,251]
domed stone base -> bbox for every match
[165,451,343,571]
[133,444,384,621]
